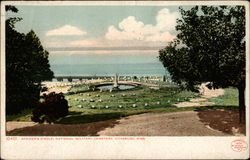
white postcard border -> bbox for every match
[1,1,249,159]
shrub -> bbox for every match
[133,76,138,80]
[31,92,69,123]
[41,86,48,92]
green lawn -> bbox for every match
[66,85,198,111]
[57,84,201,124]
[207,87,238,106]
[6,108,33,122]
[6,84,239,124]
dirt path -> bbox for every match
[6,122,37,132]
[7,110,243,136]
[6,119,118,136]
[98,111,227,136]
[174,83,224,108]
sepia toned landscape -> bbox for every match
[5,4,246,136]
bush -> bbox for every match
[41,86,48,92]
[133,76,138,80]
[31,92,69,123]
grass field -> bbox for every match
[6,83,239,124]
[57,84,200,124]
[207,87,238,106]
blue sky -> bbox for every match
[7,5,184,64]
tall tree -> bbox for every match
[159,6,246,123]
[6,5,54,114]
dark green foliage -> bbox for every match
[31,92,69,123]
[5,6,54,114]
[41,86,48,92]
[159,6,246,122]
[6,5,18,13]
[163,75,166,82]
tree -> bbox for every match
[6,6,54,114]
[159,6,246,123]
[31,92,69,124]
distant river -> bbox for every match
[50,63,168,77]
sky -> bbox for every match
[7,5,183,64]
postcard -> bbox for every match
[1,1,249,159]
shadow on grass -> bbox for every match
[58,105,195,124]
[57,105,197,125]
[194,105,245,135]
[65,89,91,96]
[194,105,238,112]
[56,112,124,124]
[6,108,33,122]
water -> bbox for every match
[50,63,167,77]
[97,84,135,90]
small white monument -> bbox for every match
[113,73,119,89]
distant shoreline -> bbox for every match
[50,63,168,77]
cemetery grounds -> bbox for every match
[6,76,245,136]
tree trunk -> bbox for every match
[238,86,245,124]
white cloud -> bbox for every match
[69,39,121,47]
[70,40,100,46]
[105,16,148,41]
[50,50,158,55]
[46,36,168,49]
[46,25,87,36]
[106,25,144,41]
[44,41,69,48]
[105,8,178,42]
[45,9,177,50]
[145,32,175,42]
[69,38,167,48]
[156,8,179,31]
